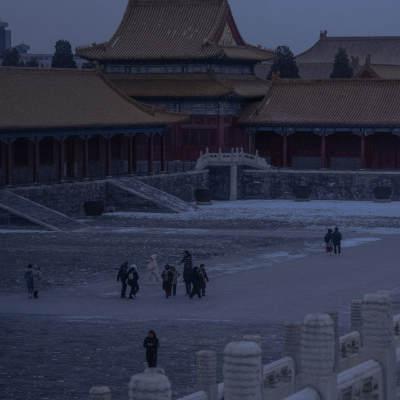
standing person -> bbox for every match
[161,265,173,298]
[170,265,180,296]
[332,227,342,256]
[128,264,139,299]
[189,266,202,300]
[147,255,159,284]
[179,250,193,269]
[32,265,42,299]
[24,264,34,298]
[199,264,209,297]
[117,262,129,298]
[324,229,333,256]
[143,330,159,368]
[183,264,192,296]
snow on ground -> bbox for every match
[106,200,400,222]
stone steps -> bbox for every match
[107,178,193,213]
[0,190,85,231]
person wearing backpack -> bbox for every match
[332,227,342,256]
[117,262,129,298]
[161,265,173,298]
[128,264,139,299]
[189,266,202,299]
[170,265,180,296]
[324,229,333,256]
[199,264,209,297]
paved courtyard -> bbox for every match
[1,200,400,399]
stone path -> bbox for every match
[0,190,84,231]
[108,178,193,213]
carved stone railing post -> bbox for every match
[359,292,396,400]
[323,310,340,373]
[243,335,263,395]
[297,313,337,400]
[128,371,172,400]
[223,341,263,400]
[195,350,218,400]
[350,300,363,345]
[89,386,111,400]
[283,322,302,374]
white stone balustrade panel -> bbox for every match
[283,387,321,400]
[196,148,270,170]
[340,331,360,357]
[337,359,383,400]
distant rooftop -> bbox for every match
[0,19,8,29]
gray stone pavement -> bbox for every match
[2,203,400,399]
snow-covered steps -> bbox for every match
[0,190,85,231]
[107,177,194,214]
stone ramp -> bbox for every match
[0,190,85,231]
[108,178,193,213]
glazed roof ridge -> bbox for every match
[76,0,275,61]
[239,77,400,126]
[108,72,270,98]
[0,66,187,131]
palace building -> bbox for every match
[0,66,185,186]
[76,0,275,162]
[239,77,400,170]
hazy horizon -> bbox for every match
[2,0,400,56]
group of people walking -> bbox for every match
[324,227,342,255]
[117,251,209,300]
[24,264,42,298]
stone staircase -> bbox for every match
[108,178,193,213]
[0,190,85,231]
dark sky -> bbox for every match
[2,0,400,56]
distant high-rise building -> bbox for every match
[0,19,11,53]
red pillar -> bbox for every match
[249,132,255,155]
[132,135,138,172]
[360,132,366,169]
[83,134,89,180]
[128,133,133,175]
[33,137,39,183]
[5,138,12,187]
[106,134,112,177]
[161,132,166,172]
[218,115,225,151]
[321,132,326,168]
[283,132,288,168]
[58,135,65,182]
[148,133,154,173]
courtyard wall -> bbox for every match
[242,169,400,200]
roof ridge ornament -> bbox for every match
[271,71,280,81]
[320,30,328,40]
[366,54,371,65]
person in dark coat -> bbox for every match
[128,264,139,299]
[117,262,129,298]
[189,266,202,299]
[183,264,192,296]
[179,251,193,269]
[199,264,209,297]
[143,330,159,368]
[161,265,173,298]
[24,264,34,298]
[32,265,42,299]
[332,227,342,255]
